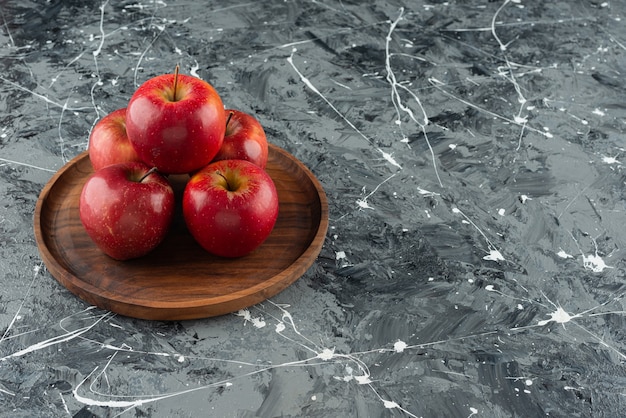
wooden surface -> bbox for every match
[33,144,328,320]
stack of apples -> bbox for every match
[80,67,279,260]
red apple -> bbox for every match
[212,109,269,169]
[79,162,175,260]
[125,68,226,174]
[183,159,279,258]
[88,108,142,171]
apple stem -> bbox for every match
[225,111,234,131]
[139,167,159,183]
[173,64,180,102]
[216,170,232,191]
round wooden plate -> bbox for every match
[34,144,328,321]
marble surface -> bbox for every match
[1,0,625,416]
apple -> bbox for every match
[88,108,142,171]
[79,162,175,260]
[211,109,269,169]
[125,67,226,174]
[183,159,279,258]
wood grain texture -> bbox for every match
[34,144,328,320]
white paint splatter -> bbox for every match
[287,49,402,171]
[453,207,505,262]
[335,251,346,260]
[355,173,397,211]
[355,375,373,385]
[537,306,580,326]
[275,322,286,333]
[383,400,399,409]
[483,249,505,262]
[356,198,374,210]
[331,79,351,90]
[417,187,441,197]
[393,340,407,353]
[92,1,108,58]
[0,388,15,396]
[514,115,528,124]
[557,250,573,259]
[251,318,266,328]
[190,60,200,78]
[582,253,612,273]
[602,155,619,165]
[318,348,335,360]
[235,309,266,328]
[383,8,446,184]
[1,310,110,361]
[380,150,402,169]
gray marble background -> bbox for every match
[1,1,625,416]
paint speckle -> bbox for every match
[602,156,619,165]
[190,61,200,78]
[582,253,612,273]
[356,199,373,210]
[383,400,399,409]
[484,249,505,262]
[417,187,440,197]
[318,348,335,360]
[538,306,579,326]
[393,340,407,353]
[557,250,574,259]
[355,375,373,385]
[235,309,266,328]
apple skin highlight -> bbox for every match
[125,73,226,174]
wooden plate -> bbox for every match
[34,144,328,320]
